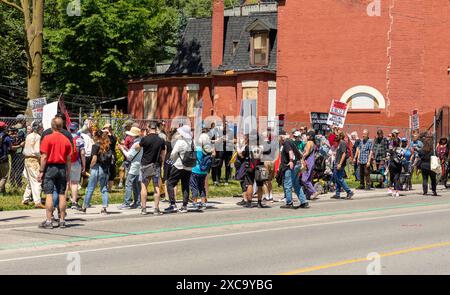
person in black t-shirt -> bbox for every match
[137,122,166,215]
[278,131,310,209]
[81,131,111,215]
[102,124,117,192]
[332,133,354,199]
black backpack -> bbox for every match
[180,140,197,168]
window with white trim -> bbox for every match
[348,93,378,109]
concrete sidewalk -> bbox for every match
[0,184,448,229]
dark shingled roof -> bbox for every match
[166,18,212,75]
[165,12,277,76]
[219,13,277,72]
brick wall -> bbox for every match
[277,0,450,128]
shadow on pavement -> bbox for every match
[0,216,30,222]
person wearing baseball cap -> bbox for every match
[302,130,320,200]
[0,122,13,194]
[67,122,86,210]
[292,130,305,153]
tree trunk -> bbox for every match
[27,0,44,100]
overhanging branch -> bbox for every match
[0,0,24,12]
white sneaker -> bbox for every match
[395,192,400,197]
[387,188,393,195]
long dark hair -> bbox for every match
[422,137,434,154]
[95,130,110,154]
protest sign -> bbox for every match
[327,100,348,128]
[310,112,329,134]
[42,101,58,130]
[27,97,46,120]
[411,109,419,131]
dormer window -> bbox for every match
[246,18,275,67]
[251,32,269,66]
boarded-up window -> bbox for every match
[242,81,258,101]
[143,85,157,119]
[186,84,199,117]
[243,87,258,100]
[251,32,269,66]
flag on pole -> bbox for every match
[58,95,71,130]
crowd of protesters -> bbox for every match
[0,114,449,229]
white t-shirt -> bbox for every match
[81,133,94,157]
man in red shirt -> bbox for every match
[38,117,72,229]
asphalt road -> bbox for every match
[1,189,450,275]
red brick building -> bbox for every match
[128,0,278,125]
[128,0,450,128]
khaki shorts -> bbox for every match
[264,161,275,181]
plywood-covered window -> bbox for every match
[251,32,269,66]
[186,84,199,117]
[242,80,259,101]
[143,85,157,120]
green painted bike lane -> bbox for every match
[1,200,450,251]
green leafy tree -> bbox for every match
[43,0,180,98]
[0,6,26,88]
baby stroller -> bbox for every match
[400,160,412,191]
[312,153,335,195]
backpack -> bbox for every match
[180,140,197,168]
[392,148,404,164]
[71,136,81,163]
[255,165,269,182]
[199,153,212,173]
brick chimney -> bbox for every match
[211,0,224,69]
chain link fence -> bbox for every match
[0,115,421,194]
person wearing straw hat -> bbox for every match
[118,126,143,211]
[165,125,195,213]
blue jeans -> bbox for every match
[353,163,360,181]
[84,165,109,208]
[283,165,307,205]
[124,173,141,206]
[334,166,351,197]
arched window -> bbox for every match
[340,86,386,110]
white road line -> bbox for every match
[1,207,450,263]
